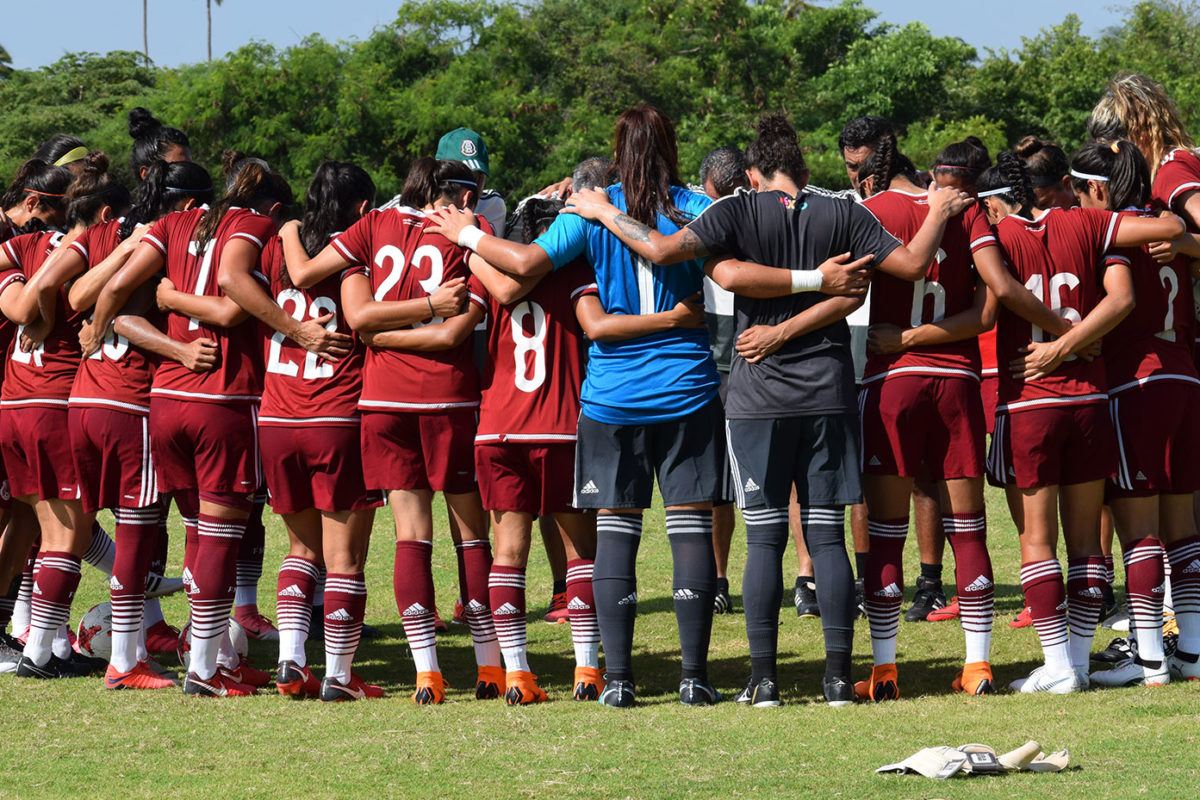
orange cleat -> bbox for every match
[475,664,505,699]
[572,666,605,701]
[413,670,447,705]
[182,670,257,697]
[104,661,177,690]
[927,596,960,622]
[853,663,900,702]
[452,597,467,625]
[952,661,995,695]
[1010,606,1033,628]
[505,670,548,705]
[543,592,569,624]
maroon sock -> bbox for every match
[944,512,994,643]
[1123,537,1166,658]
[276,555,321,646]
[175,490,200,594]
[235,498,266,610]
[1020,559,1069,663]
[110,506,160,647]
[1066,555,1106,645]
[27,551,82,662]
[566,558,599,662]
[150,500,170,576]
[489,565,526,670]
[394,541,438,670]
[1166,535,1200,654]
[323,571,366,681]
[864,517,907,661]
[456,539,498,657]
[187,513,246,675]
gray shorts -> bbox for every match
[726,414,862,510]
[574,398,729,510]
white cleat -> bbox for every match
[1090,657,1170,688]
[145,574,185,598]
[1167,652,1200,681]
[1010,665,1081,695]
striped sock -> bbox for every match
[323,572,366,683]
[1166,535,1200,654]
[82,523,116,576]
[110,506,159,672]
[666,509,716,682]
[394,541,438,674]
[593,513,642,683]
[456,539,500,668]
[865,517,908,667]
[276,556,321,667]
[489,565,528,672]
[1021,559,1070,672]
[566,559,599,669]
[1123,538,1166,663]
[944,511,993,664]
[1066,556,1107,669]
[24,551,82,667]
[188,514,246,680]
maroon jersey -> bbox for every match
[861,192,997,382]
[993,207,1122,412]
[142,207,275,404]
[258,235,364,427]
[474,261,597,444]
[68,220,160,415]
[0,231,86,408]
[1151,148,1200,350]
[1102,209,1198,389]
[332,206,488,412]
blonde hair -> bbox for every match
[1087,72,1195,180]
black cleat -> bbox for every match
[854,578,867,619]
[1092,636,1133,663]
[713,586,733,615]
[598,678,636,708]
[794,577,820,618]
[679,678,722,706]
[0,632,23,674]
[15,654,95,679]
[823,675,855,707]
[735,677,781,707]
[904,575,946,622]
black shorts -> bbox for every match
[727,413,862,509]
[574,398,729,510]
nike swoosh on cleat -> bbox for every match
[331,684,365,700]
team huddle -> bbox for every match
[0,70,1198,708]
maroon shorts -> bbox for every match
[0,405,80,501]
[859,375,984,481]
[476,441,577,516]
[1108,379,1200,498]
[69,406,157,513]
[149,397,260,495]
[980,375,999,435]
[259,424,382,514]
[360,410,477,494]
[987,402,1116,489]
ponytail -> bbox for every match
[128,107,190,178]
[978,151,1034,212]
[397,158,476,211]
[65,152,131,228]
[933,136,991,187]
[1069,139,1150,211]
[856,132,918,197]
[1,159,74,213]
[119,160,214,240]
[744,113,806,184]
[299,161,376,258]
[193,151,288,253]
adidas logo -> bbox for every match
[964,575,993,592]
[494,602,521,615]
[1056,600,1069,611]
[580,480,600,495]
[109,576,124,591]
[402,602,429,617]
[567,596,591,611]
[1136,470,1148,481]
[181,567,194,586]
[1079,586,1104,599]
[868,456,882,467]
[1183,559,1200,574]
[744,477,760,492]
[325,608,353,622]
[1152,582,1167,595]
[874,582,902,598]
[674,588,700,601]
[618,592,638,606]
[467,599,487,612]
[278,584,306,599]
[32,581,42,596]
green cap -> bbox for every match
[436,127,490,176]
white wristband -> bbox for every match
[457,225,485,251]
[790,269,823,293]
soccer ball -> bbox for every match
[176,618,249,671]
[76,603,113,660]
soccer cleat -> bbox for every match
[221,658,272,687]
[1009,606,1033,628]
[432,606,448,633]
[475,665,505,699]
[543,592,569,624]
[144,573,185,598]
[413,670,447,705]
[14,654,96,679]
[679,678,722,706]
[713,585,733,615]
[904,575,946,622]
[952,661,995,695]
[1090,656,1169,688]
[1100,583,1119,622]
[598,678,636,708]
[1010,665,1080,694]
[854,663,900,702]
[320,673,384,702]
[1092,636,1133,663]
[1162,611,1179,637]
[823,676,855,707]
[276,660,320,698]
[854,578,867,619]
[452,597,466,625]
[233,611,279,641]
[1102,605,1130,631]
[794,577,820,619]
[144,657,179,682]
[735,677,781,707]
[0,632,23,674]
[144,619,181,653]
[104,661,177,690]
[182,670,257,697]
[361,622,382,639]
[927,596,960,622]
[572,666,605,701]
[1167,650,1200,681]
[505,670,548,705]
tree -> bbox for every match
[143,0,149,66]
[0,43,11,80]
[207,0,224,63]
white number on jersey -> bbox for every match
[909,249,948,327]
[11,325,43,367]
[1024,272,1082,344]
[265,289,337,380]
[185,240,217,331]
[1158,266,1179,342]
[372,244,446,327]
[510,300,548,393]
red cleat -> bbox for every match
[452,597,467,625]
[543,592,569,624]
[432,606,449,633]
[233,609,279,641]
[927,596,960,622]
[276,660,320,698]
[183,670,257,697]
[104,661,177,690]
[144,620,181,654]
[1010,606,1034,629]
[320,673,384,702]
[221,657,272,687]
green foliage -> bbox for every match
[0,43,11,80]
[2,1,1200,202]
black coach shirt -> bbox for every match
[688,188,900,418]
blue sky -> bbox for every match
[5,1,1127,71]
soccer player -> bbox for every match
[127,108,191,181]
[1066,140,1200,687]
[278,157,500,705]
[854,134,1001,697]
[209,160,385,700]
[977,151,1183,693]
[562,113,966,706]
[0,159,73,242]
[87,157,293,697]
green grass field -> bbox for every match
[2,487,1198,800]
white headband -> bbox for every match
[977,187,1013,198]
[1070,169,1109,182]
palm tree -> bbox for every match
[207,0,224,63]
[0,43,11,79]
[142,0,149,66]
